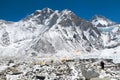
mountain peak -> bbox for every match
[23,8,54,22]
[90,15,116,27]
[62,9,72,14]
[42,8,53,13]
[33,8,53,16]
[92,15,106,19]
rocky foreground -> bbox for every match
[0,57,120,80]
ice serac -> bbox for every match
[90,15,116,27]
[0,8,103,56]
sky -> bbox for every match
[0,0,120,23]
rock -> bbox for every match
[91,78,110,80]
[35,75,45,80]
[6,67,22,75]
[55,72,63,76]
[11,71,22,75]
[7,60,14,66]
[83,70,99,80]
[0,75,6,80]
[104,59,113,63]
[81,64,99,80]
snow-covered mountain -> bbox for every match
[90,15,120,52]
[90,15,116,27]
[1,8,120,57]
[0,8,104,56]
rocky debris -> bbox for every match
[0,58,120,80]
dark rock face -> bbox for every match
[58,11,84,27]
[46,13,59,27]
[31,38,56,53]
[23,8,54,24]
[1,32,10,46]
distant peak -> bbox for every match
[94,15,105,18]
[91,15,107,20]
[62,9,72,15]
[90,15,116,27]
[42,8,53,13]
[35,10,41,13]
[42,8,53,11]
[33,8,54,16]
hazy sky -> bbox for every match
[0,0,120,23]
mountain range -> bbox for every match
[0,8,120,57]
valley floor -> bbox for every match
[0,56,120,80]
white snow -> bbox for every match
[92,19,108,26]
[0,65,8,72]
[6,75,22,80]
